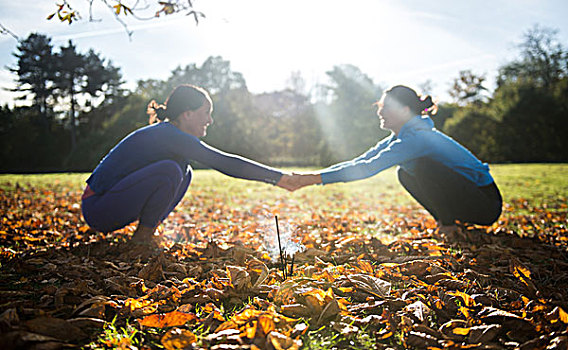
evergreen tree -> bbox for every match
[9,33,56,129]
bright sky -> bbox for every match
[1,0,568,106]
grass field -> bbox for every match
[0,163,567,349]
[2,163,566,207]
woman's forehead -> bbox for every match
[202,100,213,111]
[381,94,394,104]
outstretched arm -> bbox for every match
[171,132,287,186]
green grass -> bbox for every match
[490,163,567,206]
[0,173,87,192]
[1,164,566,208]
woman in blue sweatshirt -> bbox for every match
[82,84,291,244]
[290,85,502,234]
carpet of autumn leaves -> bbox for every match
[0,179,568,350]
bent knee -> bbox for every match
[153,160,184,184]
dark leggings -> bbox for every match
[397,158,502,226]
[82,160,192,232]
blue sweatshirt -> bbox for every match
[86,122,283,194]
[320,115,494,186]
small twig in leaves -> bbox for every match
[289,254,295,277]
[275,215,287,279]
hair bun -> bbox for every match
[420,95,433,109]
[147,100,169,124]
[419,95,437,115]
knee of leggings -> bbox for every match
[155,160,184,187]
[397,166,411,183]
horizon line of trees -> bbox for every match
[1,24,567,173]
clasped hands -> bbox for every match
[276,172,322,192]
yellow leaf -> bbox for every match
[381,263,398,268]
[244,320,257,339]
[258,315,276,335]
[511,259,531,279]
[139,311,198,328]
[452,327,470,335]
[459,306,470,319]
[559,307,568,323]
[358,260,374,274]
[450,291,476,307]
[125,298,154,312]
[377,330,392,339]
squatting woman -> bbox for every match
[81,84,291,244]
[289,85,502,234]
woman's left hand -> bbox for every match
[277,173,322,191]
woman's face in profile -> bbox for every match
[378,96,397,129]
[180,101,214,137]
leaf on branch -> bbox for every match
[113,3,133,16]
[156,1,176,17]
[47,2,80,24]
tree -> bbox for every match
[491,25,568,162]
[80,50,125,130]
[83,50,124,105]
[490,82,568,162]
[253,89,322,165]
[54,40,87,151]
[168,56,247,95]
[448,70,488,106]
[53,40,124,152]
[443,105,500,162]
[316,64,387,163]
[9,33,56,129]
[497,25,568,88]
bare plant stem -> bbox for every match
[275,216,286,279]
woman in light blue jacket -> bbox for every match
[290,85,502,233]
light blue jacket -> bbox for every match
[319,115,494,186]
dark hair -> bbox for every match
[147,84,211,124]
[384,85,437,116]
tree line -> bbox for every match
[1,25,567,173]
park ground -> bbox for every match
[0,164,567,349]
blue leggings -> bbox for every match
[398,158,502,226]
[82,160,192,232]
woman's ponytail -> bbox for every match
[418,95,438,116]
[147,100,169,124]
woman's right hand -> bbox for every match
[277,173,322,192]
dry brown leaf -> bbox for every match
[226,265,252,291]
[346,274,391,297]
[139,311,199,328]
[280,304,311,318]
[24,317,87,342]
[468,324,501,343]
[161,327,197,350]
